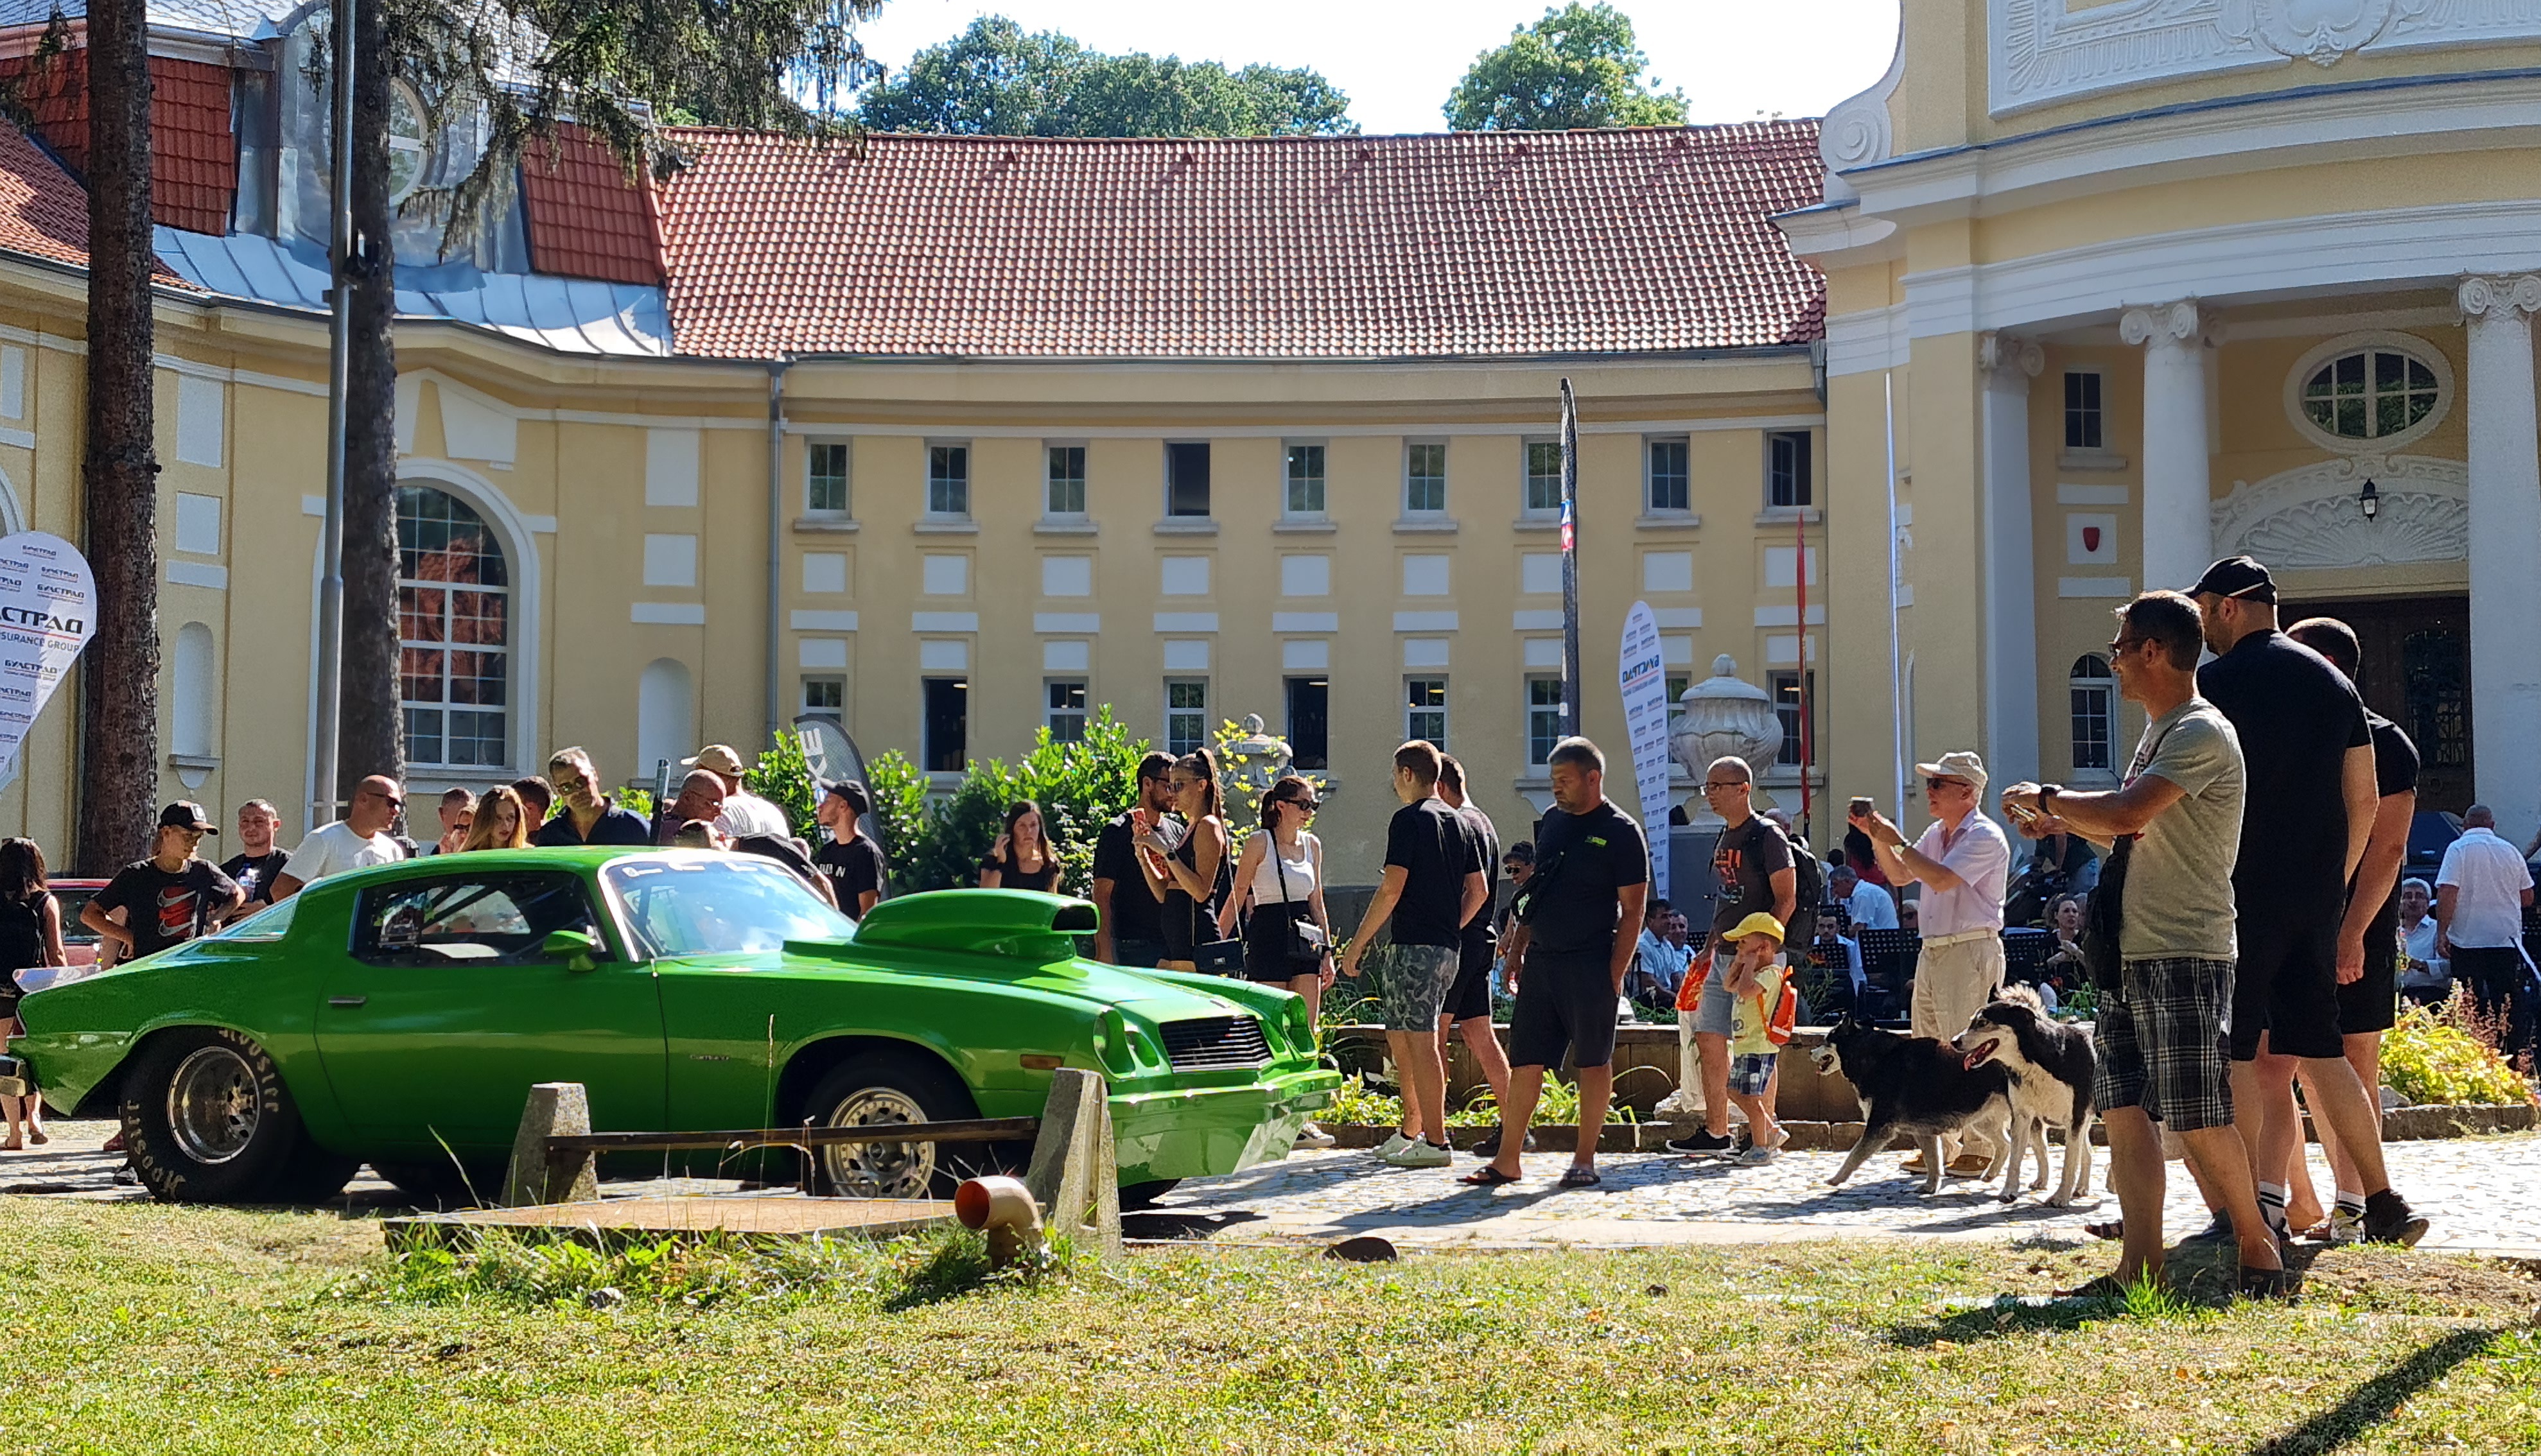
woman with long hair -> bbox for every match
[980,799,1060,892]
[457,785,532,852]
[1137,750,1228,972]
[1220,776,1334,1012]
[0,836,65,1150]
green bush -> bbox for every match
[742,729,819,837]
[863,709,1152,895]
[2382,998,2537,1107]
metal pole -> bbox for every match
[312,0,356,828]
[764,360,787,750]
[1559,378,1582,742]
[1883,372,1906,814]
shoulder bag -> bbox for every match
[1273,836,1329,970]
[2081,717,2183,993]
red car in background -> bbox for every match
[38,877,110,975]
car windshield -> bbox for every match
[205,895,298,942]
[604,854,856,958]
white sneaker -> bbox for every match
[1385,1139,1453,1169]
[1374,1131,1418,1159]
[2326,1207,2364,1245]
[1295,1122,1338,1150]
[1736,1143,1781,1166]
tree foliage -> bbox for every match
[865,709,1153,897]
[858,16,1353,137]
[1442,3,1687,132]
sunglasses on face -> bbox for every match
[362,790,405,811]
[1925,777,1968,794]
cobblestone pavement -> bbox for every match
[1152,1133,2541,1254]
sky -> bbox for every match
[846,1,1905,134]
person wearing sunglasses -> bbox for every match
[83,802,247,961]
[269,776,410,900]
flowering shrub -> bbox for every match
[2380,999,2537,1107]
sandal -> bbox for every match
[1946,1153,1995,1176]
[1457,1165,1521,1187]
[1557,1165,1602,1189]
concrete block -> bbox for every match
[1024,1069,1120,1258]
[503,1082,599,1208]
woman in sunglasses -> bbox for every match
[1136,751,1230,973]
[1220,776,1336,1015]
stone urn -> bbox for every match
[1669,655,1780,828]
[1218,713,1293,804]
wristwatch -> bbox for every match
[2038,784,2063,815]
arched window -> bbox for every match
[2301,347,2438,441]
[2069,654,2114,774]
[399,485,509,767]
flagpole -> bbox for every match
[1559,379,1582,743]
[1795,498,1813,843]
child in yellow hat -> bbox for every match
[1722,912,1795,1165]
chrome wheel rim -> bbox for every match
[818,1087,934,1198]
[166,1045,261,1165]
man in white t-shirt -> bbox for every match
[270,776,409,898]
[1829,863,1898,932]
[2434,804,2535,1052]
[685,743,792,840]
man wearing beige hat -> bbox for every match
[683,743,792,840]
[1851,750,2013,1173]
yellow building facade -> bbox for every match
[1790,0,2541,839]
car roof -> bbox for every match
[301,845,672,894]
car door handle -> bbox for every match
[327,996,367,1008]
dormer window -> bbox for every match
[388,80,431,204]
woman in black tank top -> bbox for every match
[0,837,64,1150]
[979,799,1061,893]
[1137,750,1228,971]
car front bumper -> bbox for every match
[1106,1065,1340,1185]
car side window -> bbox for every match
[352,873,607,967]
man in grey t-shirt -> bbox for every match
[2003,591,2287,1297]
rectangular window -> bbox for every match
[1406,677,1447,749]
[807,441,850,515]
[1166,442,1212,517]
[1165,677,1209,756]
[1768,670,1816,769]
[1767,430,1812,508]
[1045,679,1088,745]
[2071,679,2114,773]
[801,676,844,722]
[922,676,968,772]
[1405,441,1447,515]
[2064,371,2104,450]
[1526,677,1564,766]
[1045,445,1087,516]
[1524,439,1562,514]
[1286,675,1329,770]
[927,444,970,517]
[1284,443,1326,516]
[1646,438,1690,513]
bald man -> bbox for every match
[270,776,409,898]
[656,770,730,847]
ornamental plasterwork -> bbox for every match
[1991,0,2541,117]
[2210,453,2467,569]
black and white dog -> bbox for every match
[1955,985,2097,1206]
[1811,1016,2014,1195]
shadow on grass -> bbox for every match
[2245,1327,2501,1455]
[1121,1209,1266,1241]
[1885,1297,2121,1347]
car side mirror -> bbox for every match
[541,928,602,971]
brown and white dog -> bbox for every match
[1954,985,2097,1206]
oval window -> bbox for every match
[2301,348,2438,442]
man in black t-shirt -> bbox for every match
[812,781,887,916]
[1436,754,1517,1156]
[2192,557,2424,1246]
[84,802,245,962]
[218,798,291,912]
[1663,756,1797,1157]
[1467,736,1647,1190]
[2289,616,2423,1242]
[1090,753,1176,967]
[1342,741,1485,1170]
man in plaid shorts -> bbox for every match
[2004,591,2288,1297]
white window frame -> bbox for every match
[1767,668,1815,770]
[1404,439,1447,517]
[1522,437,1562,517]
[1165,677,1210,757]
[804,438,851,517]
[2070,654,2116,776]
[1044,442,1088,519]
[801,675,845,722]
[1283,441,1327,519]
[1164,441,1212,519]
[1766,430,1812,509]
[386,79,432,206]
[1406,675,1447,749]
[1645,435,1691,514]
[1045,677,1088,744]
[925,441,972,519]
[1525,675,1564,767]
[2061,371,2104,452]
[2284,333,2455,454]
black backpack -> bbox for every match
[1775,823,1824,948]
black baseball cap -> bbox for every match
[159,801,216,832]
[821,780,871,815]
[2185,555,2276,603]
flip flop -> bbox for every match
[1557,1166,1602,1189]
[2083,1218,2125,1242]
[1457,1165,1521,1187]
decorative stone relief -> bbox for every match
[1821,15,1906,196]
[1991,0,2541,116]
[2209,453,2467,569]
[1978,330,2045,381]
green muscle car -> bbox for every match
[15,849,1337,1206]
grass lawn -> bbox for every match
[0,1198,2535,1454]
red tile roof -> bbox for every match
[0,50,234,233]
[0,118,97,270]
[654,121,1826,361]
[520,123,666,286]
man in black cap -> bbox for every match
[2188,554,2425,1246]
[812,780,887,916]
[81,803,246,962]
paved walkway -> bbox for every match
[1151,1134,2541,1254]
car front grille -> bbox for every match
[1158,1015,1271,1071]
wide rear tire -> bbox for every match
[119,1028,317,1204]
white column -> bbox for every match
[2459,275,2541,835]
[1978,331,2042,790]
[2119,300,2215,594]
